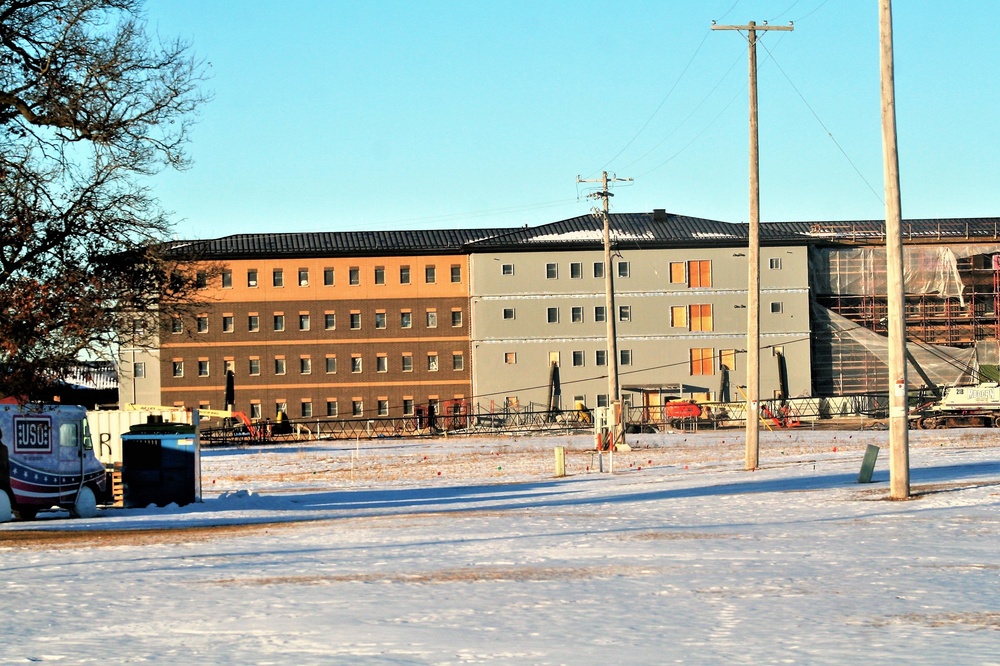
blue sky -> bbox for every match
[142,1,1000,239]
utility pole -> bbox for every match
[578,171,632,449]
[712,19,793,471]
[879,0,910,499]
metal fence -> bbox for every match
[200,393,892,445]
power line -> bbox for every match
[593,30,713,176]
[758,39,884,207]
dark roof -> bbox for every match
[169,214,1000,259]
[170,228,509,259]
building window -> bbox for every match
[503,308,515,320]
[570,262,583,279]
[375,312,387,329]
[451,265,461,283]
[325,356,337,374]
[377,356,388,373]
[349,267,360,285]
[618,305,631,322]
[452,353,464,371]
[617,261,630,278]
[298,314,310,331]
[669,262,686,284]
[222,270,232,288]
[274,358,286,375]
[769,257,782,270]
[374,266,385,284]
[249,358,260,376]
[198,360,209,377]
[224,359,235,374]
[427,354,439,372]
[596,350,607,366]
[571,306,584,323]
[325,313,336,330]
[451,310,463,327]
[504,352,516,364]
[172,361,183,378]
[273,269,284,287]
[400,311,412,328]
[351,357,362,373]
[690,348,714,376]
[250,403,262,420]
[197,315,208,333]
[572,351,585,367]
[502,263,514,276]
[771,301,783,314]
[597,394,609,408]
[352,400,363,417]
[593,262,605,278]
[248,314,259,332]
[300,357,312,374]
[273,314,285,332]
[196,271,207,289]
[378,399,389,416]
[350,313,361,330]
[400,265,410,284]
[171,318,183,334]
[301,401,313,418]
[426,311,438,328]
[620,349,632,366]
[326,400,338,417]
[402,355,413,372]
[548,351,560,367]
[690,304,713,332]
[720,349,736,371]
[546,307,559,324]
[402,399,414,416]
[670,305,687,328]
[546,263,558,279]
[688,260,712,288]
[324,268,334,286]
[247,269,258,287]
[222,315,234,333]
[595,306,606,322]
[298,268,309,286]
[425,265,436,284]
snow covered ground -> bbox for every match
[1,427,999,664]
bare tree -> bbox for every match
[0,0,210,400]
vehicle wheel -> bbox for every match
[70,486,99,519]
[0,490,12,523]
[992,415,1000,428]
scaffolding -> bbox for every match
[811,245,998,394]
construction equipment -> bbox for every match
[909,382,1000,429]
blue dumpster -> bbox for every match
[121,420,200,508]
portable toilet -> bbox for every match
[120,419,200,508]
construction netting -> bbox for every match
[809,244,1000,306]
[811,303,978,394]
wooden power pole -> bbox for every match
[712,20,793,470]
[879,0,910,499]
[578,171,632,449]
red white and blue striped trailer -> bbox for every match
[0,404,107,522]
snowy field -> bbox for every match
[1,426,999,664]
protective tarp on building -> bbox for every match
[809,244,1000,307]
[811,303,978,395]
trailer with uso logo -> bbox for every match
[0,403,107,522]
